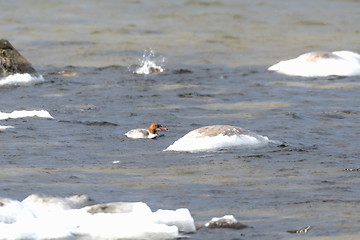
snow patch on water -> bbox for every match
[0,73,44,87]
[0,194,195,240]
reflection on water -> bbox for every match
[156,83,200,91]
[274,81,360,89]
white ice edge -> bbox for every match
[0,73,44,86]
[0,110,53,120]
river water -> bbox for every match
[1,0,360,239]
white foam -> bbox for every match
[0,194,196,240]
[0,73,44,87]
[134,50,165,74]
[165,132,269,152]
[268,51,360,77]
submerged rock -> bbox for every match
[0,39,36,76]
[204,215,249,230]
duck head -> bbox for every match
[148,123,168,134]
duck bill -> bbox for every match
[159,127,168,131]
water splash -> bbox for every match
[134,49,165,74]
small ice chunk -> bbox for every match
[153,208,196,232]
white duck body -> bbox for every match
[164,125,269,152]
[125,123,167,139]
[125,128,157,139]
[268,51,360,77]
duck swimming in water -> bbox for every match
[125,123,167,139]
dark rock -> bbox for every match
[173,69,192,74]
[0,39,36,76]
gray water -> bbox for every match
[1,0,360,239]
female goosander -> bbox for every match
[164,125,270,152]
[125,123,167,139]
[268,51,360,77]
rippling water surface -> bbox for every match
[1,0,360,239]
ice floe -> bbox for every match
[165,125,270,152]
[268,51,360,77]
[0,194,196,240]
